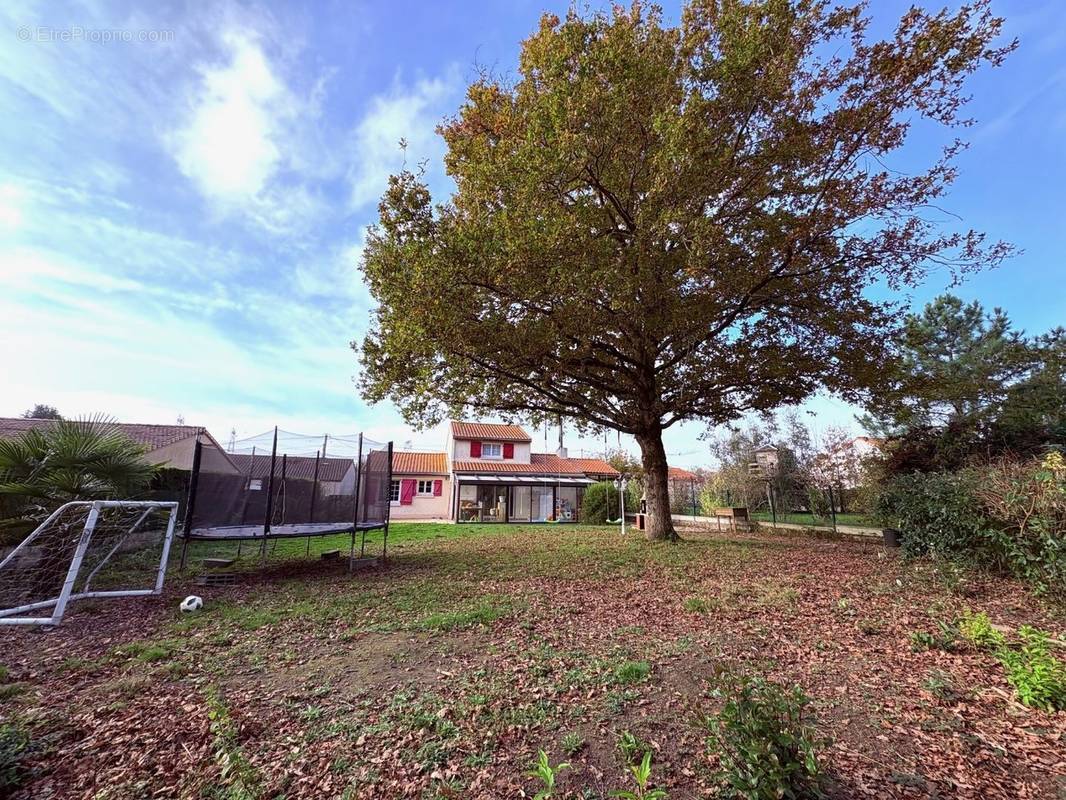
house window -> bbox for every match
[417,480,434,495]
[247,479,263,491]
[481,443,502,459]
[389,480,400,502]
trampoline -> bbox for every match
[184,522,387,540]
[177,427,393,568]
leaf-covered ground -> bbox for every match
[2,523,1064,799]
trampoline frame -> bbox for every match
[177,429,393,571]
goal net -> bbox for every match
[0,500,178,626]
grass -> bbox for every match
[10,522,1064,799]
[749,511,878,528]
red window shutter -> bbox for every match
[433,479,442,496]
[400,479,416,505]
[470,441,482,458]
[503,442,514,459]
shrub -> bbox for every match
[957,610,1006,650]
[879,455,1066,598]
[995,626,1066,712]
[0,724,30,793]
[876,472,990,561]
[974,453,1066,599]
[705,673,825,800]
[581,481,625,524]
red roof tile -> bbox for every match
[553,456,620,477]
[450,421,531,442]
[667,466,700,480]
[392,451,449,475]
[453,453,618,477]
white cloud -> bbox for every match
[348,69,461,209]
[170,32,296,202]
[0,184,25,232]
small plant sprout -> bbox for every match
[611,750,667,800]
[616,730,647,765]
[957,610,1006,650]
[528,750,570,800]
[561,731,585,757]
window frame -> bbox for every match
[417,479,434,495]
[389,480,400,503]
[481,442,503,459]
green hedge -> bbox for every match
[580,481,627,524]
[877,463,1064,599]
[877,472,990,561]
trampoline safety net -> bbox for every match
[184,429,393,541]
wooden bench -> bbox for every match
[713,507,750,533]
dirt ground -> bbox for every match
[2,524,1064,799]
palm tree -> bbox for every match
[0,415,158,517]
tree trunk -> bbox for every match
[635,429,678,541]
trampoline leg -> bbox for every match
[348,531,355,573]
[179,536,189,570]
[360,528,367,557]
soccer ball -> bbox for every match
[180,595,203,613]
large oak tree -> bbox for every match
[356,0,1013,539]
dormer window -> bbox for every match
[481,442,503,459]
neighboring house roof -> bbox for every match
[667,466,700,480]
[228,453,354,482]
[450,421,531,442]
[392,451,449,475]
[0,418,205,451]
[453,453,618,477]
[851,436,885,449]
[558,457,620,477]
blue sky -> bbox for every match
[1,1,1063,467]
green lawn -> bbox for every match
[748,510,879,528]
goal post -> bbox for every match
[0,500,179,626]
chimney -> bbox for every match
[556,415,568,458]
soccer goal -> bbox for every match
[0,500,178,626]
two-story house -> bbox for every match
[388,421,619,523]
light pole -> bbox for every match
[613,476,628,535]
[752,445,780,531]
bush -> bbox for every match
[957,610,1006,650]
[878,455,1065,598]
[995,626,1066,712]
[974,453,1065,599]
[705,673,825,800]
[581,481,626,524]
[876,472,990,561]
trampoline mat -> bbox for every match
[183,522,385,540]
